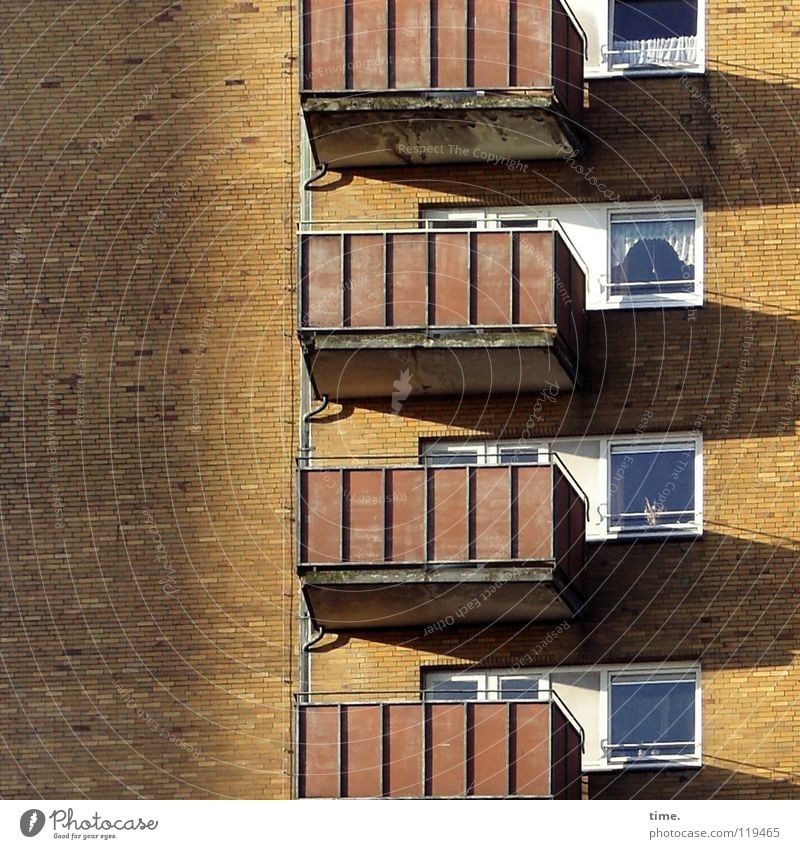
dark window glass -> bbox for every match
[610,676,695,758]
[427,680,479,701]
[498,678,539,700]
[610,447,695,530]
[499,448,541,465]
[613,0,698,42]
[610,217,695,296]
[425,451,480,466]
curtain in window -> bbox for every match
[612,35,697,67]
[611,218,694,282]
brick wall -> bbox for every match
[0,1,297,798]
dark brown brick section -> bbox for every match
[0,2,298,798]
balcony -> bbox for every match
[299,225,586,400]
[298,460,586,629]
[297,692,583,798]
[301,0,585,167]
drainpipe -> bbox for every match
[302,161,328,192]
[299,612,325,703]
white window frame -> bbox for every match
[421,201,704,311]
[568,0,706,78]
[606,669,701,766]
[425,669,548,701]
[604,204,703,309]
[424,663,702,771]
[600,434,703,538]
[421,439,548,466]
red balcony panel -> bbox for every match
[473,0,511,87]
[385,704,423,797]
[393,0,431,88]
[516,230,554,325]
[347,234,385,327]
[435,0,468,88]
[429,468,469,562]
[473,467,512,561]
[344,469,384,562]
[431,233,470,326]
[387,233,428,326]
[303,234,342,327]
[515,0,552,87]
[428,703,467,797]
[473,231,513,325]
[300,705,340,798]
[470,702,509,796]
[342,705,382,797]
[386,468,426,562]
[303,0,346,90]
[554,709,583,799]
[512,701,551,796]
[514,465,554,560]
[351,0,388,89]
[302,469,342,563]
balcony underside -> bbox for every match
[300,564,581,630]
[301,328,578,400]
[302,93,580,168]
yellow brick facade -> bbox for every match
[1,0,799,799]
[1,2,298,797]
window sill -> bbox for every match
[584,758,702,773]
[585,66,705,80]
[587,294,703,311]
[588,528,703,543]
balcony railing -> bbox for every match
[296,690,583,798]
[300,0,585,166]
[299,224,586,398]
[297,459,586,628]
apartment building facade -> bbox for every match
[295,0,800,800]
[1,0,798,801]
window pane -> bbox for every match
[426,219,479,230]
[613,0,698,42]
[500,219,540,229]
[610,217,695,295]
[427,680,479,701]
[499,448,542,465]
[498,678,539,700]
[610,677,695,758]
[610,447,695,530]
[425,451,479,466]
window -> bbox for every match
[421,201,704,310]
[610,0,699,70]
[425,670,543,701]
[607,440,698,534]
[421,440,547,466]
[425,664,702,770]
[609,212,696,297]
[566,0,705,77]
[609,671,698,761]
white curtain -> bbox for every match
[612,35,697,67]
[611,219,694,272]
